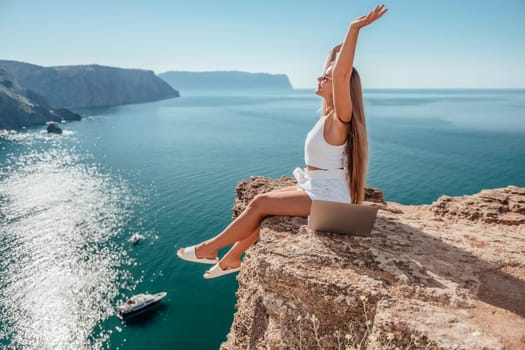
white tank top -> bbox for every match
[304,115,346,170]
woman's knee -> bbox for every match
[247,194,270,217]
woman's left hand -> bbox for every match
[351,4,388,30]
[330,44,343,54]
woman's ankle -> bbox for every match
[219,255,242,269]
[196,241,218,258]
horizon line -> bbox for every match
[2,58,524,90]
[294,87,525,90]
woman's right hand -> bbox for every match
[351,4,388,30]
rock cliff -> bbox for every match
[221,177,525,349]
[0,60,179,109]
[0,69,81,129]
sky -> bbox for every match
[1,0,524,89]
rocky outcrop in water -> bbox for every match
[0,60,179,109]
[46,122,62,134]
[222,177,525,349]
[0,69,81,130]
[158,71,293,91]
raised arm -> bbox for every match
[332,4,387,123]
[322,44,342,73]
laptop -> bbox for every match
[308,200,379,236]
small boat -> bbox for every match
[118,292,167,319]
[128,233,144,245]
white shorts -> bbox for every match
[293,167,351,204]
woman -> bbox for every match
[178,5,388,279]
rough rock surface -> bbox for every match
[430,187,525,225]
[221,177,525,350]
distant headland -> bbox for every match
[0,60,294,131]
[158,70,293,91]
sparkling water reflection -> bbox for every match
[0,140,136,349]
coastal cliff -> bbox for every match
[221,177,525,349]
[0,60,179,109]
[0,69,81,129]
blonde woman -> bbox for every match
[178,5,388,279]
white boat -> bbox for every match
[118,292,167,319]
[128,233,144,245]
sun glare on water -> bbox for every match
[0,137,136,349]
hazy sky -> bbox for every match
[1,0,524,88]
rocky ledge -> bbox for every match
[221,177,525,349]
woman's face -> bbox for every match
[315,67,333,100]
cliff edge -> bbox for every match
[221,177,525,349]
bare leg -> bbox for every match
[179,187,310,261]
[205,187,298,269]
[214,225,260,270]
[202,188,310,251]
[271,185,299,193]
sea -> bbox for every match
[0,89,524,349]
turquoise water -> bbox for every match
[0,89,524,349]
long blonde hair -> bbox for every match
[321,68,368,204]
